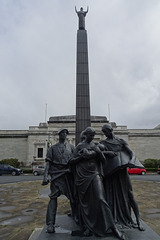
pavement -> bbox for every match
[36,215,160,240]
[0,178,160,240]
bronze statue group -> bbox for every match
[42,125,145,239]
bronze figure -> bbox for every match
[71,127,125,239]
[100,124,145,231]
[75,6,89,30]
[42,128,77,233]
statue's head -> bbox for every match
[102,124,113,137]
[58,128,69,135]
[102,124,112,132]
[83,127,96,142]
[58,128,69,141]
[83,127,96,135]
[80,7,83,11]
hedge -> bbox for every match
[0,158,20,168]
[22,169,32,174]
[143,159,160,169]
[146,168,158,172]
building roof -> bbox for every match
[48,115,108,123]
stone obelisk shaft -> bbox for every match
[76,29,91,145]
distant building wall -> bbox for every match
[128,129,160,162]
[0,130,28,164]
[0,117,160,167]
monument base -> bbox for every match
[36,214,160,240]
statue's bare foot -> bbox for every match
[83,228,91,237]
[46,223,55,233]
[138,222,145,231]
[112,227,125,240]
[132,223,137,228]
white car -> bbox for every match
[33,165,45,176]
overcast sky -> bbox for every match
[0,0,160,130]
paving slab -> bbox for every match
[28,228,42,240]
[36,215,160,240]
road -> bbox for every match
[0,173,160,184]
[0,174,43,184]
[130,173,160,182]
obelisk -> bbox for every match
[75,7,91,145]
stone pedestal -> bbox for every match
[36,214,160,240]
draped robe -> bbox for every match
[100,137,144,227]
[72,141,116,236]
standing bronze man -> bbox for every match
[42,128,76,233]
[75,6,89,30]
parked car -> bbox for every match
[0,164,23,176]
[157,167,160,174]
[33,165,45,176]
[127,167,147,175]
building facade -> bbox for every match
[0,115,160,167]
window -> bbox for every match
[38,148,43,158]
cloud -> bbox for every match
[0,0,160,130]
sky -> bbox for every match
[0,0,160,130]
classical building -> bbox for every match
[0,115,160,167]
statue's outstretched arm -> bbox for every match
[86,6,89,13]
[75,6,78,13]
[84,6,89,15]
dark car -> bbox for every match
[127,167,147,175]
[0,164,23,176]
[33,165,45,176]
[157,167,160,174]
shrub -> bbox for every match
[157,159,160,167]
[22,168,32,174]
[146,168,157,172]
[143,159,160,168]
[0,158,20,168]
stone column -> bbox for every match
[75,29,91,145]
